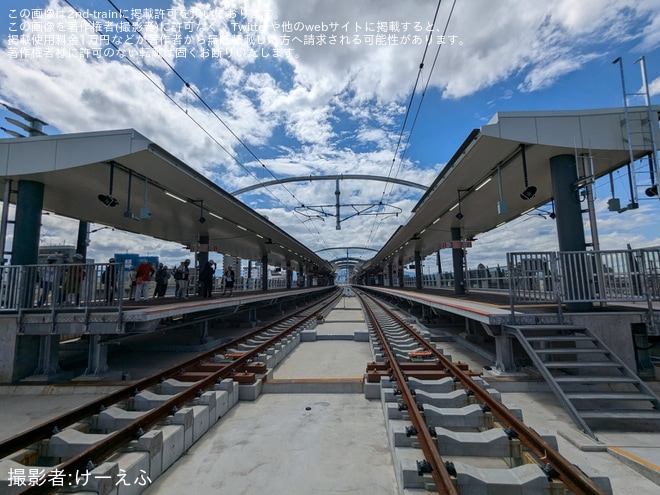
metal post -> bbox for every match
[451,227,465,295]
[76,221,88,259]
[414,251,422,290]
[495,335,516,373]
[552,252,564,324]
[520,144,530,188]
[613,57,639,207]
[0,180,11,264]
[335,178,341,230]
[261,254,268,291]
[507,253,516,323]
[581,155,601,251]
[583,154,606,306]
[85,335,108,376]
[199,321,209,344]
[286,260,292,289]
[635,56,660,200]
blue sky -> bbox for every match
[0,0,659,273]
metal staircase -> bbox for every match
[505,324,660,439]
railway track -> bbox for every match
[0,289,342,495]
[356,288,611,494]
[1,286,621,494]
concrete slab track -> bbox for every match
[1,295,659,494]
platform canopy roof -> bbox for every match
[360,105,660,273]
[0,128,333,273]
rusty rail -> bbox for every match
[4,288,342,494]
[360,294,458,494]
[357,289,607,495]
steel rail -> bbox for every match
[359,294,458,494]
[9,289,342,495]
[0,287,339,459]
[359,289,607,495]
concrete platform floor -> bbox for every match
[144,393,398,495]
[1,295,660,494]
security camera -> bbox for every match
[98,194,119,207]
[520,186,537,200]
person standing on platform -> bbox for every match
[173,263,181,297]
[136,259,155,302]
[154,263,170,298]
[38,255,58,307]
[128,266,137,300]
[221,265,235,297]
[102,258,117,304]
[64,253,86,305]
[199,260,216,298]
[175,259,191,299]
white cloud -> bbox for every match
[468,214,559,268]
[518,53,601,93]
[1,0,659,269]
[649,76,660,98]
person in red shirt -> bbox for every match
[136,259,155,302]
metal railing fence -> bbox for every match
[508,248,660,325]
[376,247,658,328]
[0,262,126,312]
[0,264,307,313]
[395,268,509,292]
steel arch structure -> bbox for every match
[328,256,366,265]
[230,174,428,196]
[316,246,379,254]
[232,175,429,230]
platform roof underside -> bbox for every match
[362,106,660,272]
[0,129,332,271]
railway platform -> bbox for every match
[1,293,659,494]
[358,285,657,374]
[0,286,335,384]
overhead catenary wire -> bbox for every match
[382,0,445,193]
[60,3,252,191]
[60,0,329,250]
[388,0,457,189]
[366,0,451,249]
[103,0,304,206]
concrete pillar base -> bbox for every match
[34,335,61,376]
[84,335,109,377]
[494,335,516,372]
